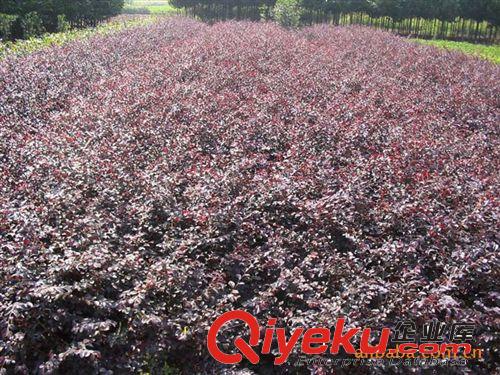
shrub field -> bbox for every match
[0,17,499,373]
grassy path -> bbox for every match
[124,0,177,14]
[412,39,500,64]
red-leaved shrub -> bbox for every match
[0,17,499,374]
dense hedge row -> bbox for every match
[0,17,499,374]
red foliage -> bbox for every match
[0,18,499,373]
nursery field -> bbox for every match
[0,18,499,374]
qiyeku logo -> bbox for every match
[207,310,478,365]
[207,310,392,365]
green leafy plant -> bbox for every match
[271,0,304,27]
[57,14,71,33]
[19,12,45,39]
[0,13,16,40]
[259,4,273,21]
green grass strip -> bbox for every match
[412,39,500,64]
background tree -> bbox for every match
[0,0,124,39]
